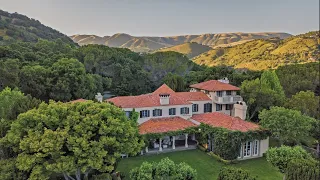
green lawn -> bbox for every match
[116,149,282,180]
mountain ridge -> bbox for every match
[192,31,319,70]
[70,32,292,52]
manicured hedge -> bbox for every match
[217,167,256,180]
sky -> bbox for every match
[1,0,319,36]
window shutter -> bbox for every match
[140,111,143,118]
[147,110,150,117]
[187,107,189,114]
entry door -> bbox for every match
[243,141,252,157]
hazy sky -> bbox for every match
[1,0,319,36]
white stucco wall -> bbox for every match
[189,100,212,114]
[123,100,213,124]
[259,137,269,156]
[123,104,192,124]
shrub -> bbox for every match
[285,159,320,180]
[129,157,197,180]
[217,167,256,180]
[266,146,316,173]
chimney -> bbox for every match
[95,93,103,102]
[233,101,247,120]
[218,77,229,84]
[159,94,170,105]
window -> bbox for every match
[192,104,199,112]
[125,111,131,118]
[243,141,252,157]
[169,108,176,115]
[253,140,259,156]
[226,90,232,95]
[216,91,223,97]
[204,103,212,113]
[216,104,222,111]
[153,109,162,117]
[180,107,189,114]
[226,104,233,110]
[140,110,150,118]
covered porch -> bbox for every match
[139,116,198,154]
[144,134,198,154]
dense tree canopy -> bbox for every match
[163,73,185,92]
[0,88,41,180]
[3,101,144,180]
[285,91,320,119]
[276,62,319,97]
[259,107,315,145]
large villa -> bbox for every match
[104,78,269,160]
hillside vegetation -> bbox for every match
[71,32,291,52]
[193,31,319,70]
[157,42,212,58]
[0,9,75,45]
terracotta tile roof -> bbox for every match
[192,112,260,132]
[108,84,211,108]
[190,80,240,91]
[107,93,192,108]
[153,84,175,95]
[70,99,87,103]
[139,116,197,134]
[176,92,211,101]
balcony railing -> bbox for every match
[213,95,243,104]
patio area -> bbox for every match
[144,134,198,154]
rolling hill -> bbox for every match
[70,32,291,52]
[157,42,212,58]
[0,9,75,45]
[193,31,319,70]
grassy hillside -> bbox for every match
[157,42,212,58]
[0,9,75,45]
[193,31,319,70]
[70,32,291,52]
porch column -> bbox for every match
[172,136,176,149]
[145,146,149,153]
[159,138,163,151]
[192,134,196,140]
[185,133,188,148]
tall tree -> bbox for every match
[259,106,315,145]
[49,58,95,101]
[241,71,285,121]
[3,101,144,180]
